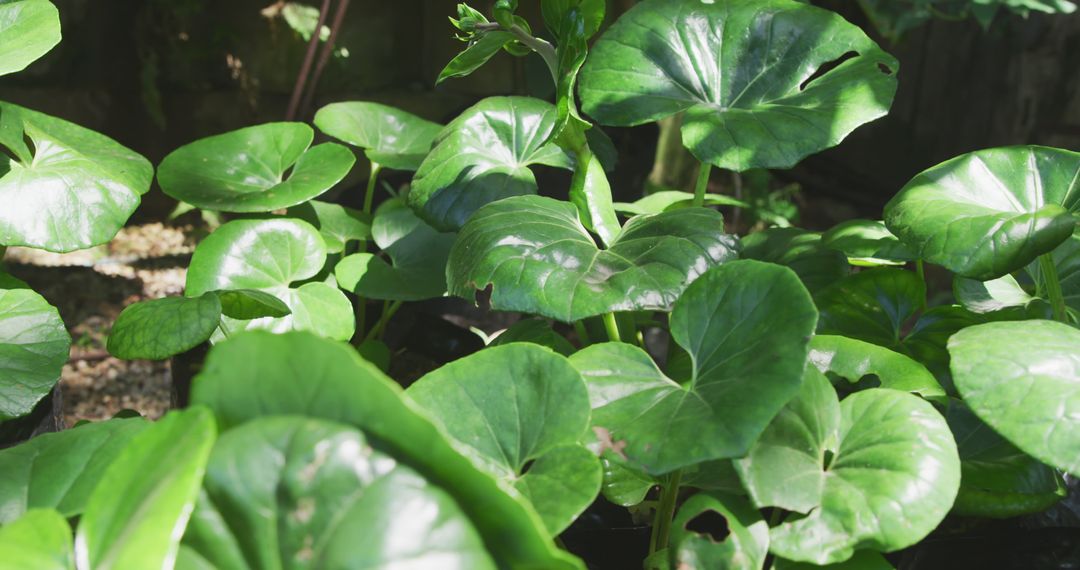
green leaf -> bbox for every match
[884,146,1080,280]
[285,200,371,254]
[736,373,960,565]
[449,195,739,322]
[313,101,442,171]
[0,279,70,421]
[954,273,1042,314]
[407,344,600,535]
[107,294,221,360]
[335,197,454,301]
[815,267,924,348]
[741,228,849,294]
[614,190,749,216]
[438,30,515,84]
[569,148,621,248]
[0,418,148,523]
[182,416,498,569]
[0,0,61,77]
[569,260,817,474]
[489,318,575,356]
[157,122,356,213]
[772,551,894,570]
[578,0,898,171]
[1025,229,1080,316]
[190,331,582,569]
[0,509,72,570]
[821,219,916,267]
[809,335,945,402]
[669,492,768,570]
[214,289,292,320]
[946,400,1066,518]
[186,218,354,341]
[949,320,1080,474]
[409,96,574,231]
[0,102,153,252]
[76,407,216,570]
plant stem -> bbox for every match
[507,24,558,80]
[1039,253,1068,323]
[692,162,713,208]
[602,312,621,343]
[915,259,926,308]
[573,321,591,347]
[298,0,350,117]
[648,470,683,555]
[364,299,403,343]
[363,162,382,215]
[285,0,331,120]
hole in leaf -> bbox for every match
[823,449,836,470]
[800,51,858,91]
[521,459,536,475]
[684,509,730,543]
[877,62,894,75]
[474,283,493,311]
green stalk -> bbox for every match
[363,162,382,215]
[692,162,713,208]
[1039,253,1068,323]
[573,321,591,347]
[353,161,383,343]
[364,299,403,343]
[915,259,926,308]
[602,312,622,343]
[648,470,683,555]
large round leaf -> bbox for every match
[578,0,898,171]
[448,195,739,323]
[0,277,70,421]
[76,407,216,570]
[286,200,371,255]
[189,331,581,569]
[809,335,945,402]
[409,97,574,231]
[884,146,1080,280]
[0,509,72,570]
[815,267,924,348]
[946,401,1066,518]
[569,260,817,474]
[182,416,497,570]
[0,0,61,77]
[669,492,769,570]
[406,344,600,535]
[949,320,1080,475]
[0,102,153,252]
[157,123,355,213]
[107,293,221,360]
[741,228,849,295]
[313,101,442,171]
[186,218,354,341]
[335,197,455,301]
[736,373,960,565]
[0,417,148,523]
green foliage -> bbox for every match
[0,275,70,421]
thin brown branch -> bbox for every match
[299,0,350,118]
[285,0,332,121]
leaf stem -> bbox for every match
[915,259,926,308]
[363,162,382,215]
[648,469,683,555]
[364,299,403,343]
[1039,253,1068,322]
[602,312,621,343]
[692,162,713,208]
[573,321,591,347]
[507,24,558,81]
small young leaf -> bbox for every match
[438,31,515,84]
[313,102,442,171]
[0,279,70,421]
[821,219,916,267]
[0,0,61,77]
[286,200,372,254]
[214,289,291,320]
[0,509,73,570]
[107,294,222,360]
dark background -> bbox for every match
[4,0,1078,222]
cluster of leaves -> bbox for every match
[1,0,1078,569]
[856,0,1077,41]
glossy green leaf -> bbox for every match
[107,294,221,360]
[614,190,749,216]
[0,102,153,252]
[569,148,621,248]
[884,146,1080,280]
[76,407,216,570]
[816,268,924,348]
[669,492,768,570]
[578,0,898,171]
[772,551,894,570]
[313,101,442,171]
[182,416,497,570]
[186,218,354,341]
[214,289,291,320]
[285,200,371,254]
[741,228,849,294]
[1025,229,1080,315]
[0,509,72,570]
[190,331,582,569]
[449,195,739,322]
[0,0,61,77]
[736,372,960,564]
[489,318,575,356]
[0,278,70,421]
[570,260,817,474]
[335,197,454,301]
[821,219,916,267]
[809,335,945,402]
[409,97,573,231]
[438,30,515,84]
[950,320,1080,475]
[954,273,1041,314]
[946,401,1066,518]
[157,123,355,213]
[407,344,600,535]
[0,418,148,523]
